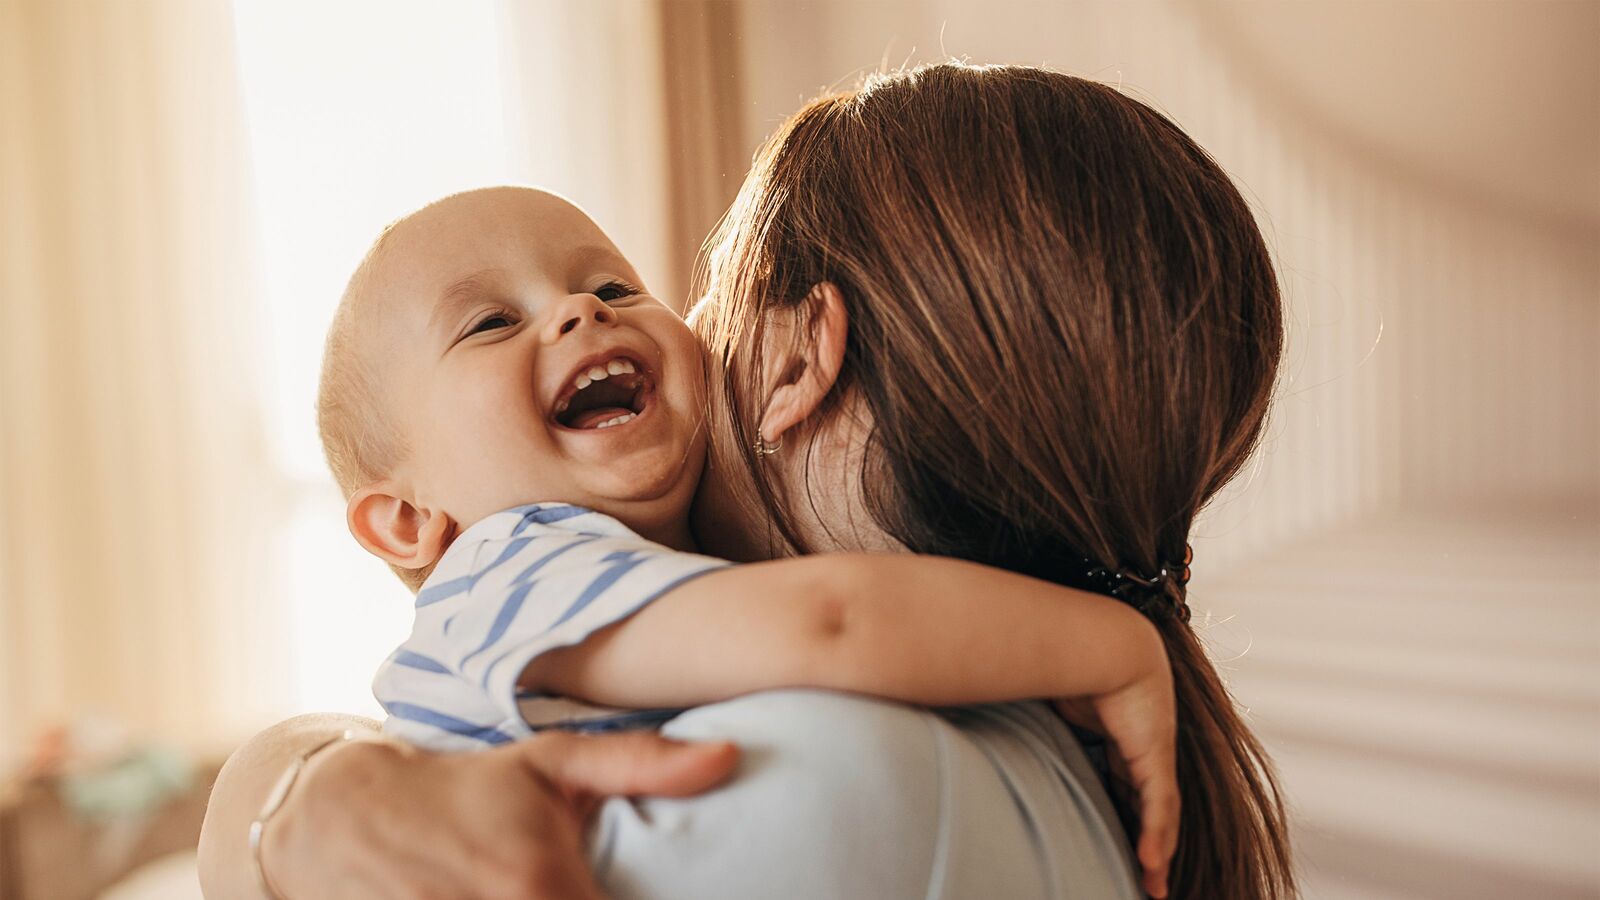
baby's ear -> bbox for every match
[347,482,455,571]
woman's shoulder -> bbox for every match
[591,691,1141,900]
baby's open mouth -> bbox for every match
[553,357,652,430]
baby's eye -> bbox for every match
[469,313,514,335]
[594,280,641,303]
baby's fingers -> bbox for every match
[1132,756,1181,899]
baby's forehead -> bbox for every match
[373,195,564,283]
[393,188,595,256]
[394,190,611,275]
[356,189,630,335]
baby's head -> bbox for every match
[319,187,708,591]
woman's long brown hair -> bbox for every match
[694,63,1295,898]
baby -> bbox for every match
[319,186,1174,865]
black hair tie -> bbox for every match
[1080,543,1193,624]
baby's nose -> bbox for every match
[548,293,618,340]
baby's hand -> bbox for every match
[1054,646,1178,899]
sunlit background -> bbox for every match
[1,1,1596,897]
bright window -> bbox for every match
[231,0,515,717]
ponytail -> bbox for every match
[1159,609,1295,899]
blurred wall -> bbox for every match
[497,0,746,313]
[732,0,1600,572]
[0,0,282,760]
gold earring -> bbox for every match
[754,432,784,457]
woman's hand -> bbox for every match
[1055,646,1179,900]
[258,730,739,900]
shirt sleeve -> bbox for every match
[374,647,529,751]
[373,527,729,747]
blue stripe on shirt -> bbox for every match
[513,505,591,533]
[414,537,534,608]
[415,574,475,609]
[391,649,451,674]
[549,550,651,629]
[528,707,686,733]
[510,536,599,586]
[384,702,515,745]
[460,580,537,671]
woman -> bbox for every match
[200,63,1294,899]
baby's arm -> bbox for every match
[521,553,1161,709]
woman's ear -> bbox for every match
[758,282,849,444]
[347,482,455,570]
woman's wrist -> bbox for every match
[256,730,401,896]
[198,714,384,900]
[250,729,389,897]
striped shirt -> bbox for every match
[372,503,730,752]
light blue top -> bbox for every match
[592,690,1145,900]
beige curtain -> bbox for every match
[495,0,746,310]
[658,0,747,301]
[0,0,284,758]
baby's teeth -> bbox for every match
[586,366,609,381]
[575,374,592,390]
[617,359,636,374]
[594,413,637,430]
[606,359,628,376]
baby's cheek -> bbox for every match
[446,387,533,469]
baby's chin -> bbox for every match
[585,450,702,506]
[522,427,692,509]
